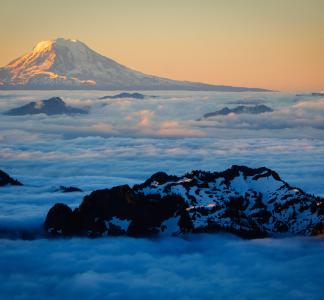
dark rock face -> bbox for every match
[201,104,273,119]
[44,204,75,236]
[56,186,83,193]
[99,92,147,100]
[4,97,88,116]
[0,169,23,186]
[45,185,186,237]
[44,165,324,238]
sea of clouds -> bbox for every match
[1,234,324,300]
[0,90,323,299]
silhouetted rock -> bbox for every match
[296,92,324,97]
[0,169,23,186]
[200,104,273,119]
[56,186,83,193]
[4,97,88,116]
[44,203,75,236]
[44,165,324,238]
[99,92,147,100]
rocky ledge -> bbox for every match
[45,165,324,238]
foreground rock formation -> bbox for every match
[45,165,324,238]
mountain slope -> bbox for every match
[44,165,324,238]
[0,38,270,91]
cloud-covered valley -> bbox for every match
[1,234,324,300]
[0,90,323,299]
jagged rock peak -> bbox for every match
[44,166,324,238]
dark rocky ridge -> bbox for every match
[4,97,88,116]
[200,104,273,119]
[99,92,148,100]
[55,186,83,193]
[45,165,324,238]
[0,169,23,186]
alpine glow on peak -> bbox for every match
[0,38,270,91]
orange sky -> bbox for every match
[0,0,323,91]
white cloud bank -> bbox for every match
[0,91,323,300]
[0,91,323,140]
[0,234,323,300]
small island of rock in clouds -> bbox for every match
[0,1,324,300]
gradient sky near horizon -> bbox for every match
[0,0,323,91]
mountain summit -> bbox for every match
[45,165,324,238]
[0,38,269,91]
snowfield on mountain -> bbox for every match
[45,165,324,239]
[0,38,269,91]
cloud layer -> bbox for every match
[0,91,323,140]
[0,234,324,300]
[0,90,323,299]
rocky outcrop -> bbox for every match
[4,97,88,116]
[200,104,273,119]
[45,185,186,237]
[99,92,147,100]
[44,165,324,238]
[0,169,23,186]
[45,204,75,236]
[55,186,83,193]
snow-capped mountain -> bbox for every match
[0,38,269,91]
[45,165,324,238]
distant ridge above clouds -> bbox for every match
[4,97,88,116]
[0,38,271,91]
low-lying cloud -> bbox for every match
[0,91,323,141]
[0,235,323,300]
[0,91,324,299]
[197,99,324,131]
